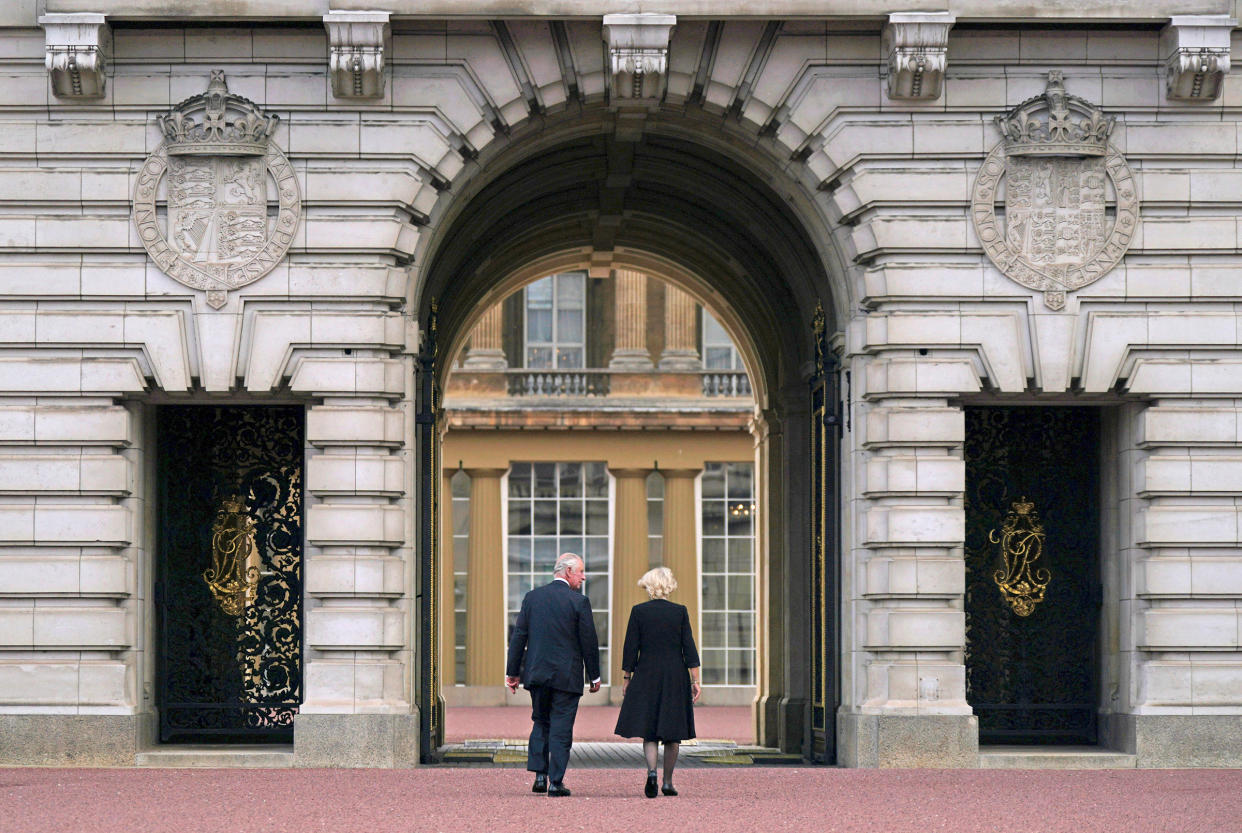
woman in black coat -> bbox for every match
[614,566,702,798]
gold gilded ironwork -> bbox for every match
[203,496,262,617]
[989,497,1050,617]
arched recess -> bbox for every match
[412,111,848,761]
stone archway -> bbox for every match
[411,112,850,760]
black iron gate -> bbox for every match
[156,405,304,743]
[416,301,444,760]
[964,407,1100,745]
[808,303,840,763]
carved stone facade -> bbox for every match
[1,2,1242,771]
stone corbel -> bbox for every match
[1162,15,1235,101]
[602,13,677,102]
[324,11,390,99]
[882,11,955,101]
[38,13,110,99]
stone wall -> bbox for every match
[0,9,1240,766]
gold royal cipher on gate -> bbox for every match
[989,497,1050,617]
[203,496,263,617]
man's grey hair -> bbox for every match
[553,552,582,576]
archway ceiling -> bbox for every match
[425,131,830,391]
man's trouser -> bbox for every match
[526,685,582,785]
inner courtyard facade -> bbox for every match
[1,1,1242,769]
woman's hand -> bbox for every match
[691,680,701,703]
[622,676,629,696]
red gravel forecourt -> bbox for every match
[3,767,1241,833]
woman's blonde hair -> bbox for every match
[637,566,678,599]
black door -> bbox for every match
[156,405,304,743]
[964,407,1100,745]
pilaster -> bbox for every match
[609,270,654,370]
[465,468,506,686]
[662,469,701,636]
[658,284,701,370]
[610,468,651,697]
[462,304,508,371]
[440,472,456,688]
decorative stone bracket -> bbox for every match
[38,13,110,99]
[602,13,677,102]
[324,11,390,99]
[1161,15,1235,101]
[882,11,955,101]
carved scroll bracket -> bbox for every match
[324,10,390,99]
[39,12,111,99]
[602,13,677,103]
[883,11,955,101]
[1162,15,1235,102]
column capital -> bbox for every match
[659,468,701,480]
[609,467,653,479]
[463,467,508,478]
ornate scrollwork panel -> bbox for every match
[157,405,303,743]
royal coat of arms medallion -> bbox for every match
[133,71,301,309]
[971,72,1138,310]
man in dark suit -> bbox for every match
[505,552,601,797]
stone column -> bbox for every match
[662,469,701,640]
[440,472,456,688]
[465,468,507,685]
[659,284,701,370]
[610,468,651,696]
[462,304,507,370]
[609,269,654,369]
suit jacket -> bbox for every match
[506,579,601,694]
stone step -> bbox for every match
[979,746,1136,769]
[135,745,295,768]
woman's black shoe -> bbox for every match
[644,773,658,798]
[662,783,677,796]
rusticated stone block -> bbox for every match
[0,714,138,766]
[293,712,419,768]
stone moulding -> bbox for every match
[132,72,301,310]
[1161,15,1235,102]
[601,13,677,102]
[971,72,1139,311]
[882,11,955,101]
[38,12,111,99]
[324,10,390,100]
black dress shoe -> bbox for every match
[662,783,678,796]
[644,773,658,799]
[532,774,548,793]
[547,783,571,797]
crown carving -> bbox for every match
[995,72,1114,158]
[1012,497,1035,516]
[158,71,278,157]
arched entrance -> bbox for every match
[411,112,848,762]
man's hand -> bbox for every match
[589,680,601,694]
[505,675,520,693]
